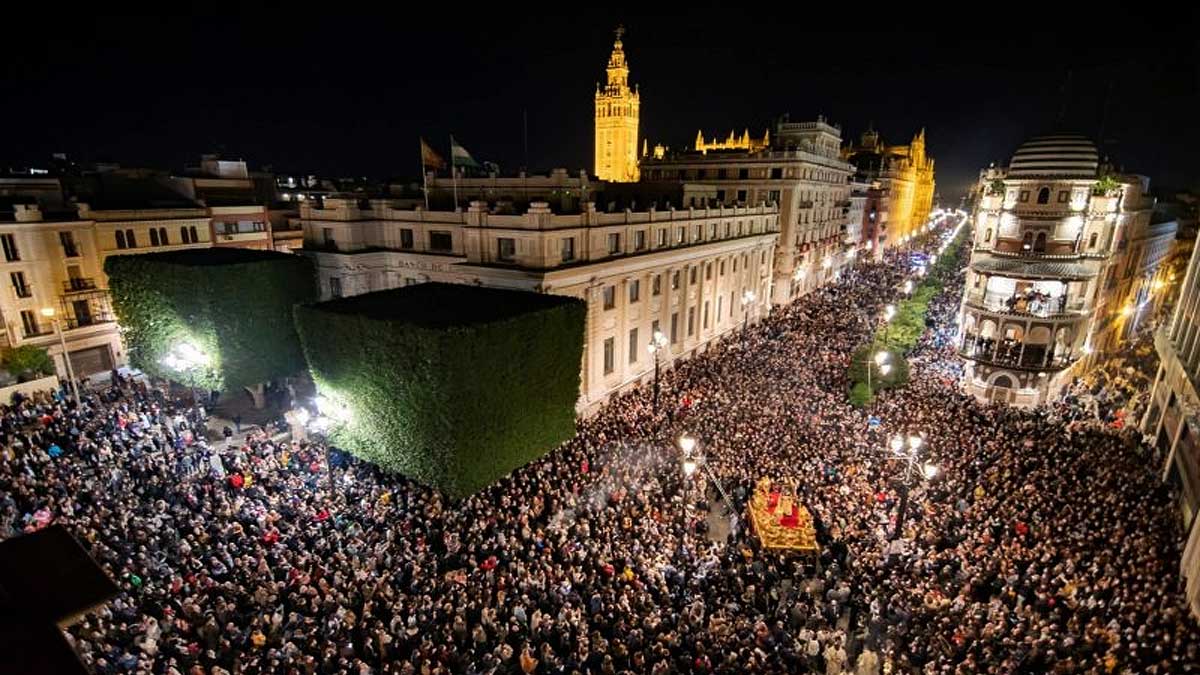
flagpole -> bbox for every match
[420,139,430,210]
[450,135,459,211]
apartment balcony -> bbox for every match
[973,245,1109,262]
[962,290,1088,318]
[63,278,98,293]
[64,315,116,331]
[958,335,1076,371]
[215,231,270,244]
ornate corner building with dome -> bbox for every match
[957,134,1178,406]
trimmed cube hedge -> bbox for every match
[294,283,586,497]
[104,248,316,391]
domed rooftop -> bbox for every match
[1007,134,1099,179]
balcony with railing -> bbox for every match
[958,333,1076,371]
[63,278,98,293]
[962,290,1088,318]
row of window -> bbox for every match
[645,167,845,183]
[600,252,766,311]
[1012,187,1077,205]
[0,231,91,264]
[601,288,753,374]
[322,227,453,253]
[491,220,770,265]
[115,226,201,250]
[980,227,1101,252]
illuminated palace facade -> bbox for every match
[300,195,778,412]
[843,127,936,248]
[594,28,640,183]
[957,134,1175,406]
[641,116,856,306]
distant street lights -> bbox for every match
[39,307,79,404]
[647,330,670,415]
[885,433,938,541]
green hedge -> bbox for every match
[105,248,316,391]
[294,283,586,497]
[847,223,969,404]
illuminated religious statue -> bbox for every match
[594,25,640,182]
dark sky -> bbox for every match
[2,6,1198,201]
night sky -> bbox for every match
[3,7,1197,201]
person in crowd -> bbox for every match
[2,224,1197,674]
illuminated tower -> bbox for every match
[594,26,640,182]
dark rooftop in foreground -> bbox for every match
[305,282,583,328]
[119,247,302,266]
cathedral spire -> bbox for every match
[594,25,640,182]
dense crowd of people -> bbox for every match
[2,217,1198,674]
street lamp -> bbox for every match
[40,307,79,404]
[865,350,890,392]
[885,432,937,541]
[902,280,913,295]
[882,304,896,344]
[679,433,698,478]
[647,330,670,415]
[307,393,353,498]
[741,290,757,335]
[160,342,210,405]
[677,432,734,516]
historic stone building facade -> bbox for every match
[640,116,855,306]
[844,127,936,248]
[0,196,213,380]
[300,198,778,412]
[1141,236,1200,620]
[594,28,640,183]
[957,134,1174,406]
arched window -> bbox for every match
[1037,187,1050,204]
[149,228,160,246]
[1089,232,1099,249]
[159,228,168,245]
[1034,232,1047,253]
[1022,231,1033,250]
[189,226,199,243]
[125,229,137,248]
[115,230,126,249]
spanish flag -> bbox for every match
[420,137,446,170]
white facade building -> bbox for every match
[958,134,1170,406]
[300,198,779,411]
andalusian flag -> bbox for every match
[450,136,480,169]
[420,137,446,170]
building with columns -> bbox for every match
[640,115,856,306]
[957,134,1175,406]
[299,197,778,412]
[1141,236,1200,620]
[594,27,640,183]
